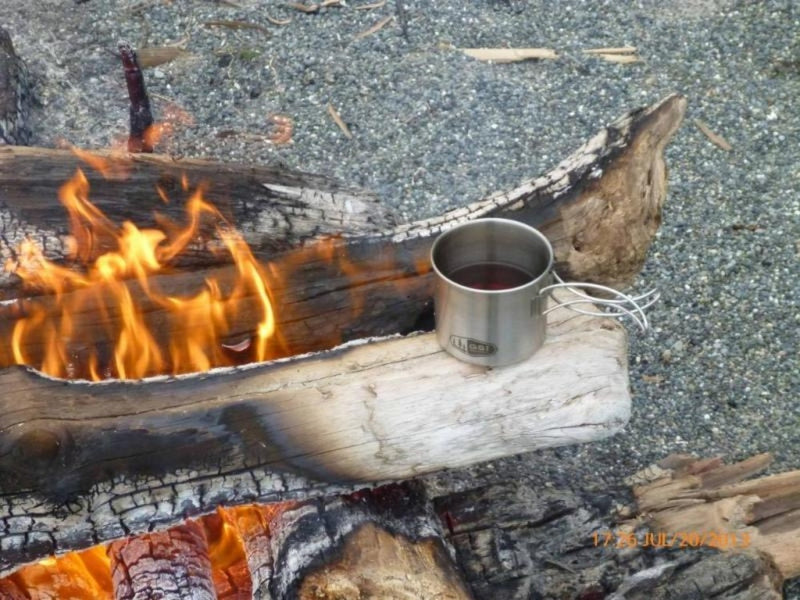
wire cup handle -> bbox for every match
[540,272,659,332]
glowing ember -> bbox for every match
[2,164,278,380]
[1,504,297,600]
[6,546,113,599]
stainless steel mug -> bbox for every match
[430,218,655,367]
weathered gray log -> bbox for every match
[0,94,683,294]
[0,28,32,147]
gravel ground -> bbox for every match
[3,0,799,594]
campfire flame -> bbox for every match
[2,504,296,599]
[2,164,278,380]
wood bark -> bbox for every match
[433,476,784,600]
[0,94,684,292]
[0,94,686,575]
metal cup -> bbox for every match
[430,218,655,367]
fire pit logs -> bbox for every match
[0,94,687,582]
[4,453,798,599]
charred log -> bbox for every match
[0,295,631,575]
[2,455,793,598]
[108,521,216,600]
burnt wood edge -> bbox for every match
[0,93,685,370]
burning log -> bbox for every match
[108,521,216,600]
[0,95,686,575]
[0,94,686,375]
[4,454,793,599]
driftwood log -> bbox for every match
[4,454,796,599]
[0,95,686,575]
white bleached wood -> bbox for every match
[272,294,630,481]
[0,294,629,575]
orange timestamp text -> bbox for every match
[592,529,751,549]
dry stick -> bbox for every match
[327,102,353,138]
[355,0,387,9]
[694,118,733,151]
[583,46,638,55]
[118,42,154,153]
[203,20,272,34]
[285,1,320,12]
[354,15,394,39]
[265,14,292,25]
[135,47,191,69]
[461,48,559,62]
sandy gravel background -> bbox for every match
[1,0,799,595]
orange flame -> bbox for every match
[2,168,278,380]
[7,546,112,599]
[1,503,298,600]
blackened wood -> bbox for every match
[108,521,215,600]
[118,43,154,153]
[0,296,630,579]
[0,28,32,146]
[3,455,788,598]
[0,93,685,298]
[432,475,783,599]
[0,94,686,373]
[0,147,397,293]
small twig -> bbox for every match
[462,47,558,62]
[354,15,394,39]
[203,20,271,34]
[694,118,733,151]
[583,46,637,55]
[594,53,642,64]
[285,1,319,12]
[327,103,352,139]
[355,0,386,9]
[266,14,292,25]
[135,46,191,69]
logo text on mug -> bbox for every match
[449,335,498,357]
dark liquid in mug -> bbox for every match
[447,262,534,291]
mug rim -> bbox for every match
[430,218,555,295]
